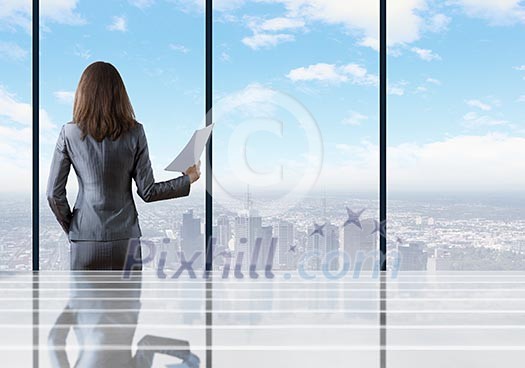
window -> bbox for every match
[2,1,524,366]
[0,0,32,271]
[212,1,380,366]
[39,0,206,270]
[387,2,525,366]
[387,1,525,272]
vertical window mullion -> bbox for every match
[379,1,387,368]
[205,1,213,368]
[32,0,39,271]
[379,0,387,271]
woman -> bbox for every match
[46,61,200,271]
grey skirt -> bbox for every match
[70,238,142,271]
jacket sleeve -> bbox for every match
[46,125,73,234]
[132,125,191,203]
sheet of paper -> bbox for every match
[164,124,213,172]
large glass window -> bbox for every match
[0,2,33,362]
[387,1,525,272]
[37,1,207,366]
[387,2,525,367]
[0,0,32,271]
[213,1,380,366]
[39,0,206,270]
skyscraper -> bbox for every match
[234,211,249,266]
[180,209,203,268]
[398,242,428,271]
[343,218,377,271]
[427,247,452,272]
[248,210,262,271]
[307,222,339,271]
[257,225,274,270]
[324,223,340,271]
[277,220,294,269]
[234,209,262,270]
[216,215,232,249]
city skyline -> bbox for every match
[3,191,524,271]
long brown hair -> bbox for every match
[73,61,136,141]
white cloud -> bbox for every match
[0,86,56,129]
[238,15,305,50]
[197,0,524,54]
[286,62,378,85]
[274,0,426,48]
[426,13,451,32]
[323,133,525,192]
[0,134,31,192]
[107,16,127,32]
[287,63,336,83]
[257,17,305,31]
[73,44,91,59]
[0,86,32,127]
[54,91,75,105]
[242,33,295,49]
[426,77,442,85]
[358,37,379,51]
[514,65,525,71]
[342,111,368,126]
[129,0,155,9]
[411,47,441,61]
[42,0,85,25]
[455,0,525,25]
[517,95,525,102]
[0,0,31,32]
[241,16,303,50]
[0,86,57,192]
[211,1,449,51]
[169,43,190,53]
[389,133,525,192]
[387,86,405,96]
[210,0,246,12]
[0,41,28,61]
[0,0,84,32]
[462,111,507,128]
[466,99,492,111]
[39,109,56,130]
[216,83,278,116]
[220,51,231,62]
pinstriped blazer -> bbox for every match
[46,122,191,241]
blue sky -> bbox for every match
[0,0,524,195]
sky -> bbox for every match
[0,0,524,196]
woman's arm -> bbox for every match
[46,126,73,234]
[132,125,199,203]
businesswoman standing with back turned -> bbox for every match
[46,61,201,271]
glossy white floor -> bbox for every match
[1,271,525,367]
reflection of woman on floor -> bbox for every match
[48,274,200,368]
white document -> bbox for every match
[165,124,214,172]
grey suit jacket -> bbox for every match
[46,122,191,241]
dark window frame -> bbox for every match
[30,2,387,367]
[30,1,389,273]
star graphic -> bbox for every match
[370,219,387,238]
[309,222,326,237]
[289,245,297,253]
[344,207,366,229]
